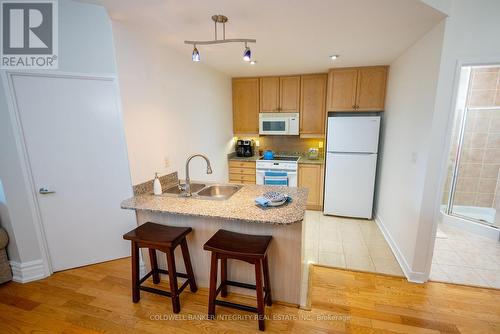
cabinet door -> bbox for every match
[326,69,358,111]
[232,78,259,134]
[298,164,324,210]
[355,66,388,111]
[280,76,300,113]
[260,77,280,113]
[300,74,327,135]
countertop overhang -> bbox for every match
[121,184,308,225]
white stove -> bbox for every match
[256,156,299,187]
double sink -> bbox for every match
[161,182,241,200]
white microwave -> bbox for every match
[259,113,299,135]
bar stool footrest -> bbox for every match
[140,286,172,297]
[157,268,189,279]
[214,300,258,313]
[138,270,191,297]
[225,280,256,290]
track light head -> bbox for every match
[243,43,251,62]
[192,46,200,62]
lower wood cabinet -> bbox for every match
[228,160,256,184]
[298,164,324,211]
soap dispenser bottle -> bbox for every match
[153,173,162,195]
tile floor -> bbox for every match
[303,210,404,276]
[430,223,500,289]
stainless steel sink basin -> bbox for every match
[162,183,206,195]
[196,184,241,200]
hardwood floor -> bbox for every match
[0,258,499,333]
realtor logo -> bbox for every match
[1,0,58,69]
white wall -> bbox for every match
[417,0,500,275]
[0,0,119,266]
[377,0,500,281]
[375,20,446,281]
[420,0,452,15]
[111,23,233,185]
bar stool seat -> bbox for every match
[123,222,197,313]
[204,229,272,258]
[123,223,192,247]
[204,229,272,331]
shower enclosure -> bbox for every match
[442,65,500,236]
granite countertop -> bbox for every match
[297,157,325,165]
[121,184,308,225]
[227,154,260,162]
[227,152,324,165]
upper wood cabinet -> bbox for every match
[300,74,327,136]
[326,66,388,112]
[280,76,300,113]
[326,69,358,111]
[260,77,280,112]
[260,76,300,113]
[356,67,388,111]
[232,78,259,134]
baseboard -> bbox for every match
[10,259,47,283]
[373,213,427,283]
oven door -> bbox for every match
[256,169,297,187]
[259,115,289,135]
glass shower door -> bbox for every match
[446,65,500,228]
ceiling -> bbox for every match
[81,0,445,77]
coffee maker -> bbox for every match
[236,139,254,157]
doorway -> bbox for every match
[432,65,500,288]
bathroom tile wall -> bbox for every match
[468,67,500,108]
[449,109,500,207]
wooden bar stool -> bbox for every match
[203,229,272,331]
[123,222,197,313]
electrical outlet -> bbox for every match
[164,157,170,168]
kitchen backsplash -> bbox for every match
[133,172,178,195]
[236,136,324,155]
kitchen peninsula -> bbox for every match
[121,173,308,306]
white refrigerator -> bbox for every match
[323,115,381,219]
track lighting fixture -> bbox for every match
[185,15,256,63]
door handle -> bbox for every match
[39,187,56,194]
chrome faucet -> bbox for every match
[182,154,213,196]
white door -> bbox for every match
[326,116,380,153]
[323,152,377,219]
[10,73,136,272]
